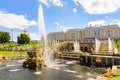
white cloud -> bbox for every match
[88,19,120,27]
[51,0,63,7]
[113,19,119,23]
[0,11,37,29]
[73,0,120,14]
[73,8,77,13]
[30,33,40,40]
[54,22,60,26]
[113,19,120,27]
[88,20,106,27]
[105,16,108,19]
[117,22,120,27]
[73,0,79,6]
[39,0,49,7]
[59,25,73,32]
[55,22,73,32]
[39,0,63,7]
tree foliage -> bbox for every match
[0,31,10,43]
[114,40,120,53]
[17,34,30,44]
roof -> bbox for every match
[67,28,84,32]
[48,31,64,35]
[84,24,119,30]
[48,24,120,34]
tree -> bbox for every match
[0,31,10,43]
[17,34,30,44]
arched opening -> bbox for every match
[72,47,74,50]
[84,47,88,52]
[81,47,83,51]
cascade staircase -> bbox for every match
[98,40,114,54]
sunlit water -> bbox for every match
[95,38,101,53]
[38,4,58,68]
[0,60,103,80]
[74,41,80,52]
[108,38,112,52]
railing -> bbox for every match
[58,52,80,59]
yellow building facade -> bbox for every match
[47,24,120,53]
[47,24,120,41]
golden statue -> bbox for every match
[104,67,113,77]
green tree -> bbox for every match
[0,31,10,43]
[17,34,30,44]
[114,40,120,53]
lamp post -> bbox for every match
[11,29,13,42]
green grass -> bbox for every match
[108,68,120,80]
[116,68,120,74]
[0,41,41,49]
[0,51,27,57]
[30,42,40,48]
[21,41,41,48]
[108,77,120,80]
[0,41,44,57]
[0,42,17,48]
[114,40,120,54]
[0,41,54,50]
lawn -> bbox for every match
[0,42,17,48]
[0,41,43,49]
[108,77,120,80]
[0,41,46,57]
[0,51,27,57]
[108,68,120,80]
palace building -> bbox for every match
[47,24,120,41]
[47,24,120,53]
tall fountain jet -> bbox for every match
[108,38,112,52]
[38,4,55,67]
[38,4,48,48]
[74,41,80,52]
[95,38,100,54]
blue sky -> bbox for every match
[0,0,120,41]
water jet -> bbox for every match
[23,4,56,69]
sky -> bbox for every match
[0,0,120,41]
